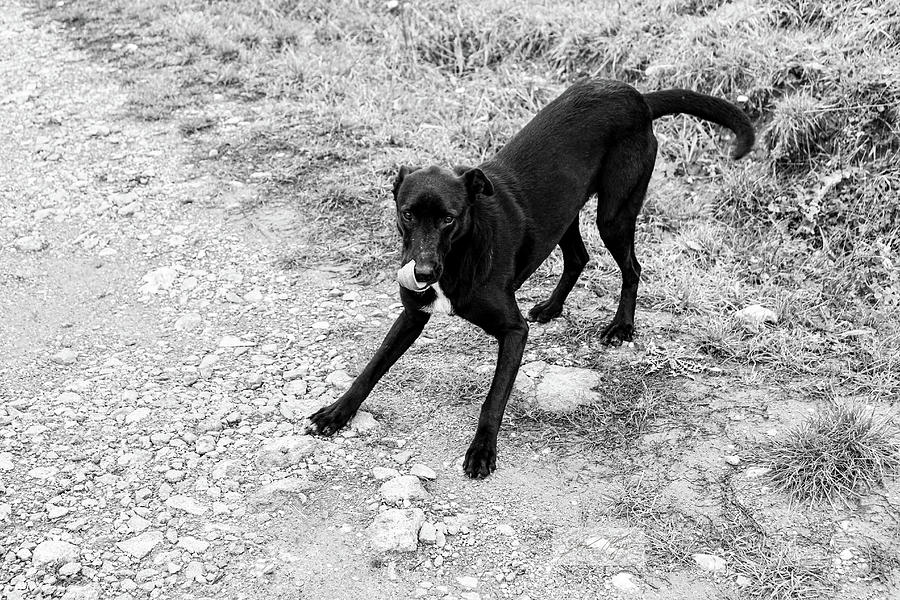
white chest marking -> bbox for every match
[423,283,453,315]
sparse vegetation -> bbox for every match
[762,403,900,504]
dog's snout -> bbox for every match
[414,263,438,284]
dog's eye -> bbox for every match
[443,216,455,224]
[401,211,413,221]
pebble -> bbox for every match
[372,467,400,480]
[325,369,353,390]
[350,411,379,434]
[50,348,77,365]
[195,436,216,455]
[380,475,429,503]
[164,495,207,515]
[60,584,101,600]
[13,235,46,252]
[59,561,82,576]
[174,313,203,331]
[409,463,437,480]
[118,531,163,559]
[419,522,438,544]
[734,304,778,331]
[368,508,425,552]
[177,536,210,553]
[743,467,771,479]
[839,549,854,561]
[456,576,479,589]
[611,572,639,593]
[692,553,726,572]
[125,407,150,424]
[0,451,13,470]
[32,540,80,566]
[724,455,741,466]
[735,574,751,587]
[393,450,415,464]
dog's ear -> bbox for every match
[463,168,494,199]
[393,165,419,197]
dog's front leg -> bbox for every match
[464,311,528,478]
[307,309,430,436]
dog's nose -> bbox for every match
[414,264,437,284]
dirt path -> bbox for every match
[2,3,898,600]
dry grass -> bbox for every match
[761,403,900,504]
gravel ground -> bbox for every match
[0,5,590,600]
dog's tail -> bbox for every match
[643,89,754,159]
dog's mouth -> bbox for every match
[397,260,434,292]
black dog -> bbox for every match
[308,79,753,478]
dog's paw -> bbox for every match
[463,437,497,479]
[527,300,562,323]
[599,320,634,346]
[306,402,353,437]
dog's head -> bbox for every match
[392,165,493,289]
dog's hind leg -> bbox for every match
[596,135,656,345]
[527,218,589,323]
[307,309,430,435]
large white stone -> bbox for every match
[368,508,425,552]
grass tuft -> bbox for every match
[762,403,900,504]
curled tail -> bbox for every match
[643,89,755,159]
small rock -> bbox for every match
[372,467,400,480]
[325,369,354,390]
[117,531,163,559]
[393,450,415,464]
[734,304,777,332]
[195,436,215,455]
[164,470,185,483]
[14,235,46,252]
[368,508,425,552]
[735,574,752,587]
[692,553,726,572]
[174,313,202,331]
[839,549,854,561]
[59,562,81,576]
[724,455,741,466]
[51,349,77,365]
[46,504,69,519]
[219,335,255,348]
[0,503,11,521]
[125,407,150,424]
[184,560,205,582]
[60,584,101,600]
[164,495,207,516]
[177,536,210,553]
[409,463,437,480]
[419,522,438,545]
[283,379,308,396]
[243,288,264,303]
[456,576,479,589]
[743,467,771,479]
[495,524,515,536]
[128,515,151,533]
[350,411,379,434]
[252,477,315,505]
[610,572,639,594]
[139,266,178,294]
[0,451,13,470]
[257,435,317,467]
[32,540,80,566]
[380,475,429,503]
